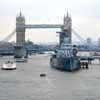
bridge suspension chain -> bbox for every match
[3,29,16,41]
[72,29,86,44]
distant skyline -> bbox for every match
[0,0,100,43]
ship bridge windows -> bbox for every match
[57,49,74,58]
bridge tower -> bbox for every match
[16,11,25,45]
[60,12,72,45]
[15,11,26,58]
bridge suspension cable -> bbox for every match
[1,26,86,44]
[72,29,86,44]
[3,29,16,41]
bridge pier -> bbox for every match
[14,46,27,58]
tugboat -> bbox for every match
[50,44,81,71]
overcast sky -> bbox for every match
[0,0,100,43]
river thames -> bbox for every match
[0,54,100,100]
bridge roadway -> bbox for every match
[17,24,63,29]
[0,54,100,100]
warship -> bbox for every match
[50,44,81,71]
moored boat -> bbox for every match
[50,44,81,71]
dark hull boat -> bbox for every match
[50,44,81,71]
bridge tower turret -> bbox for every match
[15,11,26,58]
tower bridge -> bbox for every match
[15,11,72,58]
[3,11,91,58]
[2,11,100,58]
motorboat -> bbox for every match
[1,61,16,70]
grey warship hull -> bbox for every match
[50,56,80,71]
[50,44,81,71]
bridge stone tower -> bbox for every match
[60,12,72,45]
[15,11,26,58]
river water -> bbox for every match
[0,54,100,100]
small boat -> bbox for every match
[1,61,16,70]
[15,57,27,62]
[40,73,46,77]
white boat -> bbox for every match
[1,62,16,70]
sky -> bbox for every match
[0,0,100,44]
